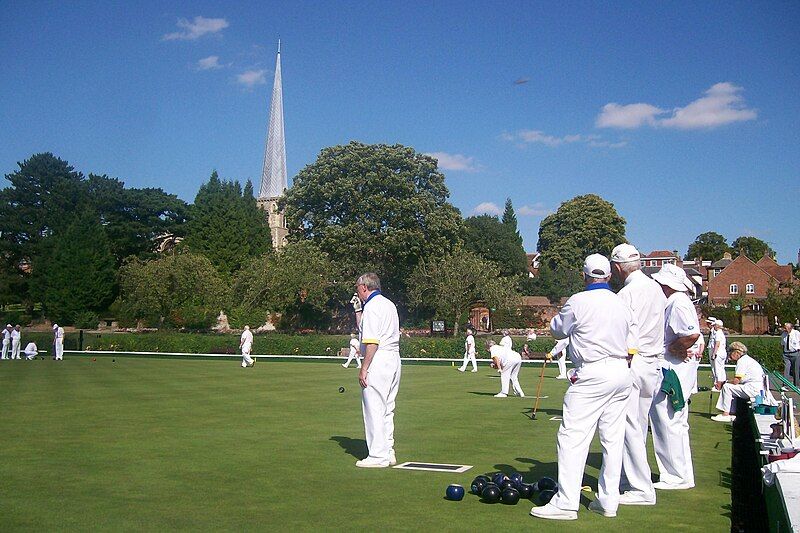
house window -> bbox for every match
[729,284,739,295]
[649,260,656,266]
[746,283,755,294]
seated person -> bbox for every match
[711,341,764,422]
[23,342,38,360]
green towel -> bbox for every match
[660,368,685,412]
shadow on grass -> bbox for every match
[330,436,367,460]
[522,407,563,419]
[468,391,500,396]
[719,468,732,489]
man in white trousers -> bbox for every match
[342,333,362,368]
[53,324,64,360]
[712,341,763,422]
[649,264,701,490]
[458,326,477,372]
[487,340,524,397]
[1,324,11,359]
[531,254,635,521]
[240,325,254,367]
[610,243,665,506]
[11,325,21,359]
[24,342,38,360]
[547,338,570,379]
[710,319,727,389]
[355,273,401,468]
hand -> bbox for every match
[350,293,363,313]
[545,354,553,361]
[359,367,368,388]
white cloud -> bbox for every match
[509,130,584,147]
[472,202,502,216]
[595,82,756,130]
[659,82,757,129]
[163,16,229,41]
[588,139,628,149]
[196,55,222,70]
[236,69,266,87]
[425,152,477,172]
[595,103,663,129]
[518,203,551,216]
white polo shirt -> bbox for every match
[617,269,666,358]
[500,335,512,350]
[664,291,700,356]
[550,283,635,366]
[465,334,475,356]
[712,329,727,358]
[783,329,800,353]
[11,329,20,342]
[360,292,400,355]
[490,344,519,366]
[733,354,763,385]
[240,329,253,348]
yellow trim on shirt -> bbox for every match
[361,338,379,345]
[628,349,639,356]
[735,373,745,379]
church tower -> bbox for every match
[257,40,288,249]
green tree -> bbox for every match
[283,142,464,309]
[518,263,584,303]
[408,246,518,336]
[684,231,731,262]
[463,214,528,277]
[537,194,626,271]
[731,236,775,262]
[183,171,271,276]
[116,251,230,329]
[30,210,116,325]
[502,198,518,230]
[233,241,334,330]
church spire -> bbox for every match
[258,41,287,200]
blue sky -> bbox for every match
[2,1,798,262]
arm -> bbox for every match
[359,343,378,388]
[550,299,576,340]
[668,333,700,356]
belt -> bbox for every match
[785,350,799,355]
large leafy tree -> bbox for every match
[29,210,116,324]
[283,142,464,309]
[684,231,731,262]
[87,174,188,263]
[537,194,626,271]
[233,240,334,329]
[116,251,230,328]
[518,263,584,303]
[183,171,271,276]
[731,236,774,262]
[408,246,518,336]
[463,214,528,277]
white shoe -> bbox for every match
[588,499,616,517]
[342,364,347,368]
[389,451,397,466]
[556,375,567,380]
[457,368,465,372]
[471,369,478,373]
[494,393,508,398]
[518,392,525,398]
[653,481,694,490]
[530,503,577,521]
[618,491,655,506]
[711,414,735,422]
[355,458,389,468]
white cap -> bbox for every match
[706,316,717,324]
[52,323,58,329]
[652,263,690,292]
[5,324,11,328]
[715,319,724,326]
[610,243,640,263]
[583,254,611,278]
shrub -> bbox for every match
[73,311,100,330]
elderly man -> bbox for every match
[487,339,524,398]
[24,341,38,360]
[1,324,11,359]
[11,325,21,359]
[531,254,634,521]
[354,273,401,468]
[53,323,65,360]
[710,319,727,389]
[610,243,665,506]
[712,342,764,422]
[240,325,255,368]
[457,326,477,372]
[782,322,800,386]
[649,264,702,490]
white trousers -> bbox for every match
[362,352,401,463]
[54,340,64,360]
[711,356,726,384]
[458,351,477,371]
[25,351,37,360]
[241,343,253,367]
[621,355,660,499]
[556,353,567,378]
[343,352,362,368]
[551,358,632,513]
[716,382,760,413]
[11,339,20,359]
[500,358,523,395]
[650,356,697,487]
[1,339,8,359]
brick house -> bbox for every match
[706,254,779,306]
[640,250,681,269]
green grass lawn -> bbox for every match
[0,357,733,531]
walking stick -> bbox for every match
[531,358,547,420]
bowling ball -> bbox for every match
[470,478,487,495]
[538,489,556,505]
[338,387,345,393]
[518,483,534,499]
[492,473,508,486]
[510,472,524,487]
[445,484,465,501]
[481,485,501,503]
[537,476,558,492]
[501,487,521,505]
[500,479,515,491]
[476,475,491,483]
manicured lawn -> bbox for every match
[0,357,732,531]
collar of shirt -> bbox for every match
[623,269,646,287]
[363,290,382,307]
[585,282,612,292]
